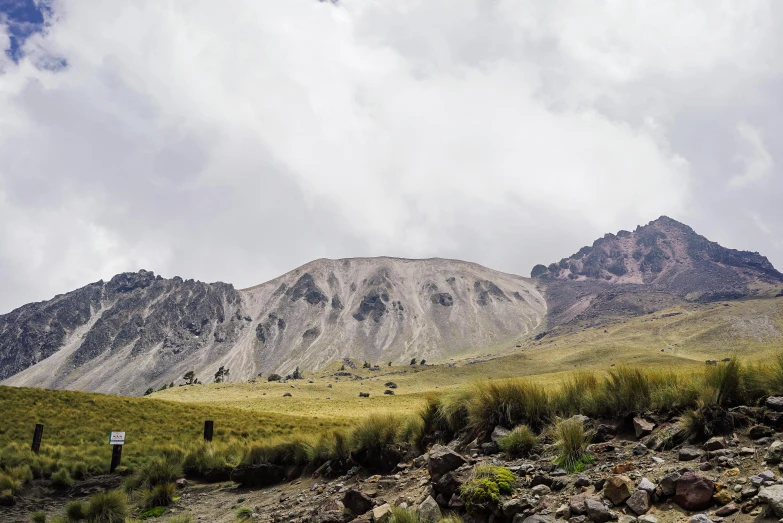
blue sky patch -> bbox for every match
[1,0,51,62]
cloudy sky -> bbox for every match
[0,0,781,313]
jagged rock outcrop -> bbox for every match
[533,216,783,328]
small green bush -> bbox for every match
[138,506,166,519]
[85,490,128,523]
[29,510,47,523]
[51,468,73,489]
[138,458,182,488]
[460,465,514,514]
[552,417,593,472]
[235,506,253,521]
[140,483,176,508]
[70,461,89,480]
[64,500,87,521]
[389,506,423,523]
[165,516,193,523]
[498,425,537,458]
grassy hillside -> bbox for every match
[153,297,783,419]
[0,386,350,477]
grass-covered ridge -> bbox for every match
[0,385,350,479]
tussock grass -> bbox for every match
[140,482,176,508]
[85,490,128,523]
[389,506,424,523]
[552,417,593,473]
[497,425,537,458]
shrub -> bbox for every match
[438,516,465,523]
[85,490,128,523]
[703,358,747,407]
[0,474,22,496]
[350,414,400,453]
[30,511,47,523]
[389,506,423,523]
[139,506,166,519]
[182,443,239,480]
[497,425,537,457]
[138,457,182,488]
[682,403,739,441]
[51,468,73,489]
[71,461,89,480]
[460,466,513,514]
[267,374,282,382]
[140,482,176,508]
[465,379,550,432]
[552,417,593,473]
[64,500,87,521]
[235,506,253,521]
[243,439,311,467]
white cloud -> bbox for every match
[0,0,782,311]
[729,122,774,188]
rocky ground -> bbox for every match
[13,401,783,523]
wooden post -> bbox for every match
[31,424,44,454]
[204,420,214,442]
[110,444,123,473]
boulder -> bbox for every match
[703,437,726,451]
[678,446,704,461]
[492,426,511,442]
[432,472,460,496]
[760,484,783,517]
[626,490,650,515]
[659,472,680,497]
[673,472,714,511]
[229,463,285,487]
[749,424,775,439]
[569,494,597,515]
[532,484,551,496]
[766,396,783,412]
[503,497,534,518]
[765,440,783,464]
[604,475,634,505]
[637,478,656,495]
[417,496,441,522]
[585,498,617,523]
[594,424,617,442]
[633,417,655,438]
[427,444,466,479]
[372,503,393,523]
[342,489,373,515]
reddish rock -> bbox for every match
[674,472,714,511]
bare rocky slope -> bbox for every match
[532,217,783,330]
[0,258,546,395]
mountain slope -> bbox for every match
[532,216,783,329]
[1,258,546,394]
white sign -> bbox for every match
[109,432,126,445]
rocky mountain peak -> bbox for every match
[533,216,783,291]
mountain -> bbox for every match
[1,258,546,394]
[532,216,783,328]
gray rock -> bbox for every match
[427,444,466,479]
[491,425,511,442]
[532,484,552,496]
[517,516,554,523]
[686,514,711,523]
[633,443,648,456]
[742,485,760,498]
[503,497,534,517]
[679,446,704,461]
[417,496,441,522]
[569,517,588,523]
[766,396,783,412]
[556,503,571,518]
[760,485,783,516]
[638,478,656,494]
[585,498,617,523]
[660,472,681,497]
[626,490,650,515]
[575,476,591,488]
[372,504,393,523]
[637,516,658,523]
[704,437,726,451]
[618,516,637,523]
[633,417,655,438]
[768,441,783,464]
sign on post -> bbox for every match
[109,432,126,445]
[109,431,125,473]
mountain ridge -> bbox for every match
[2,217,782,395]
